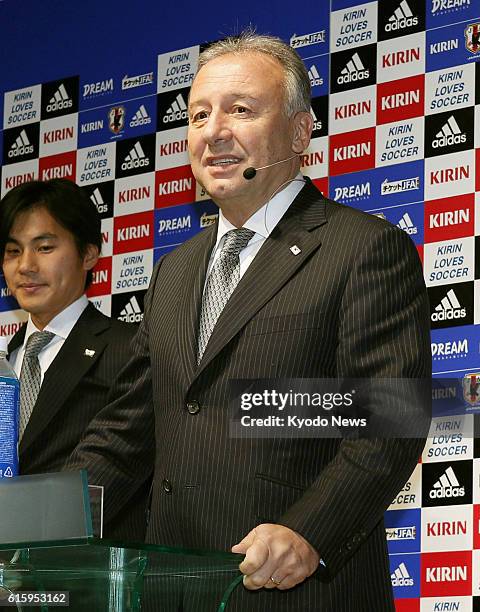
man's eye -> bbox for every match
[191,111,208,123]
[4,247,19,255]
[233,106,249,114]
[38,245,53,252]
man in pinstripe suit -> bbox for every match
[69,33,431,610]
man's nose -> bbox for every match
[201,111,233,146]
[17,249,38,273]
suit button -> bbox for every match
[186,400,200,414]
[162,479,172,494]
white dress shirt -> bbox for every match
[9,295,89,384]
[206,174,306,282]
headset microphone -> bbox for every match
[242,167,257,180]
[243,154,299,180]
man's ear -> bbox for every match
[291,111,313,154]
[83,243,100,271]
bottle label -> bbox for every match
[0,376,19,478]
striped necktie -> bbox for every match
[197,228,254,363]
[19,331,55,439]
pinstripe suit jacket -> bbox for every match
[70,180,431,611]
[8,302,150,542]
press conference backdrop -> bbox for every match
[0,0,479,607]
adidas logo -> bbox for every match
[46,83,73,113]
[308,64,323,87]
[397,212,417,235]
[337,53,369,85]
[310,106,322,132]
[432,116,466,149]
[163,93,188,124]
[121,141,150,171]
[119,296,143,323]
[391,562,414,587]
[90,188,108,214]
[8,129,34,158]
[429,466,465,500]
[385,0,418,32]
[431,289,466,322]
[130,104,151,128]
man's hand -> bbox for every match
[231,523,320,590]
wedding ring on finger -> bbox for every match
[270,576,282,585]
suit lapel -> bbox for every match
[20,304,110,454]
[195,180,327,378]
[175,224,218,383]
[7,326,27,357]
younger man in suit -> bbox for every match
[0,179,149,541]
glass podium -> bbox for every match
[0,472,244,611]
[0,538,243,611]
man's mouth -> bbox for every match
[18,283,45,292]
[208,157,241,167]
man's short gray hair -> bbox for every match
[196,30,311,117]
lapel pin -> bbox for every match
[84,349,96,358]
[290,245,301,256]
